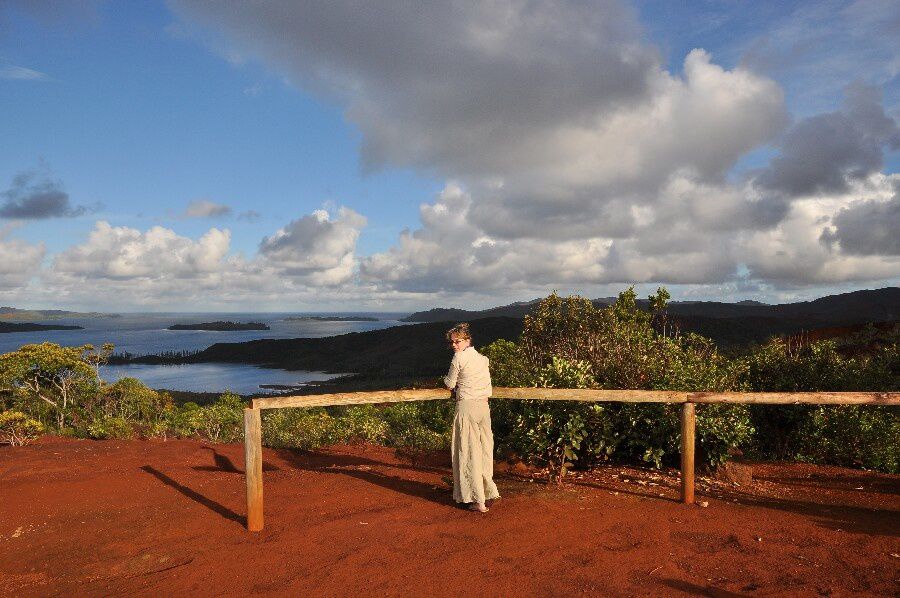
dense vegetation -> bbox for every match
[1,291,897,478]
[0,341,452,455]
[482,290,898,478]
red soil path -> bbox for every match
[1,437,898,597]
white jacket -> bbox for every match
[444,346,492,401]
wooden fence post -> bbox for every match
[680,402,695,504]
[244,407,264,531]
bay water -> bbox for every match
[0,312,407,394]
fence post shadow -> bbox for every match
[141,465,243,525]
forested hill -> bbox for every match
[0,307,112,321]
[138,317,524,378]
[403,288,899,327]
[662,287,900,321]
[397,288,899,349]
[401,300,544,323]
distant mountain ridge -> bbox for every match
[661,287,899,322]
[402,288,900,347]
[401,299,544,323]
[403,288,899,325]
[0,307,114,321]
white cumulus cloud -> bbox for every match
[0,238,44,288]
[259,207,366,286]
[53,221,231,279]
[40,207,370,308]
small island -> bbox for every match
[0,322,84,333]
[284,316,379,322]
[167,321,270,331]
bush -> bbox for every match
[482,339,535,388]
[742,338,899,469]
[696,403,754,468]
[485,290,754,474]
[197,392,245,442]
[95,377,173,422]
[86,416,135,440]
[262,408,342,449]
[382,402,450,452]
[504,357,597,482]
[169,402,205,437]
[795,405,899,472]
[336,405,389,444]
[0,410,44,446]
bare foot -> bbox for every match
[469,502,489,513]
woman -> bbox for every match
[444,323,500,513]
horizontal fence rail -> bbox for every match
[243,388,900,531]
[683,391,897,405]
[251,388,899,410]
[251,389,449,410]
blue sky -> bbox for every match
[1,1,898,311]
[1,2,436,257]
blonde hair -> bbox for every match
[446,322,471,344]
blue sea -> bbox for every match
[0,312,408,394]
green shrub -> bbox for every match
[382,402,450,451]
[696,403,754,468]
[169,402,205,437]
[95,377,173,422]
[336,405,389,444]
[482,339,535,387]
[605,403,680,468]
[262,407,341,449]
[742,338,899,468]
[86,416,135,440]
[145,414,175,440]
[794,405,899,473]
[197,392,245,442]
[504,400,597,482]
[505,357,597,481]
[0,410,45,446]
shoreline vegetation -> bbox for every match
[284,316,379,322]
[166,321,269,331]
[0,322,84,334]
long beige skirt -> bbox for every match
[451,399,500,504]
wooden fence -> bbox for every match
[243,388,899,531]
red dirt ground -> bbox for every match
[1,437,898,597]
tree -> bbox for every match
[648,287,671,336]
[0,343,99,430]
[82,343,115,385]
